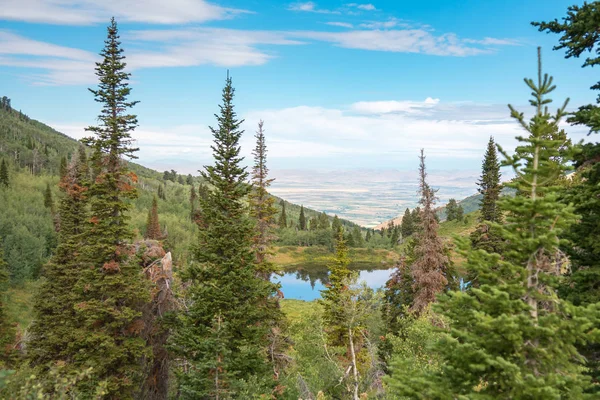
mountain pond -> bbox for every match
[272,263,394,301]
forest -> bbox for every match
[1,2,600,399]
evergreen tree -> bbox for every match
[365,229,372,242]
[28,148,90,379]
[145,196,161,240]
[0,159,8,187]
[411,207,421,228]
[390,225,400,246]
[177,175,185,185]
[533,3,600,134]
[278,199,287,229]
[189,184,197,222]
[43,182,55,214]
[197,182,209,201]
[445,199,458,221]
[320,228,355,346]
[59,155,68,178]
[400,208,414,238]
[77,18,151,396]
[157,184,165,200]
[186,174,193,185]
[298,205,307,231]
[470,136,504,255]
[410,150,450,315]
[249,120,279,279]
[170,75,277,398]
[387,48,597,398]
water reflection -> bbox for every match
[273,264,393,301]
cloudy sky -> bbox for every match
[0,0,595,223]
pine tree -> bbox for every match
[0,245,14,367]
[28,147,90,377]
[410,150,451,315]
[146,196,161,240]
[365,229,372,242]
[400,208,414,238]
[170,75,277,397]
[320,228,355,346]
[249,120,279,279]
[278,199,287,229]
[59,155,68,178]
[298,205,307,231]
[533,3,600,134]
[186,174,193,185]
[445,199,458,221]
[390,225,400,246]
[387,48,597,398]
[0,159,8,187]
[352,226,364,247]
[470,136,504,255]
[411,207,421,228]
[76,18,151,397]
[43,182,55,214]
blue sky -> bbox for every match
[0,0,595,174]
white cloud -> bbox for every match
[463,37,521,46]
[1,0,247,25]
[326,22,354,28]
[288,1,340,14]
[291,29,493,56]
[351,98,440,114]
[347,3,377,11]
[359,17,409,29]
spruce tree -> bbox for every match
[29,147,89,377]
[471,136,504,255]
[76,18,151,397]
[0,159,8,187]
[170,75,277,398]
[387,48,597,398]
[59,155,68,178]
[43,182,55,214]
[145,196,161,240]
[186,174,193,185]
[410,149,451,315]
[365,229,372,242]
[400,208,413,238]
[298,205,307,231]
[533,3,600,133]
[278,199,287,229]
[249,120,279,279]
[320,228,355,346]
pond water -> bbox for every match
[272,264,394,301]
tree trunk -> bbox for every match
[348,327,359,400]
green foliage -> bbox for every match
[533,2,600,133]
[299,205,307,230]
[170,75,278,398]
[445,199,459,221]
[387,48,598,399]
[145,196,161,240]
[400,208,414,238]
[0,159,8,187]
[278,199,288,229]
[0,246,14,367]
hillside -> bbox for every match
[0,101,363,282]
